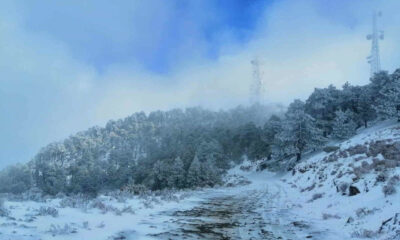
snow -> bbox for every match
[276,120,400,239]
[1,120,399,239]
[0,191,204,240]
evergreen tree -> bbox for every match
[332,110,357,139]
[278,100,324,161]
[374,70,400,120]
[305,85,340,137]
[263,115,283,159]
[200,158,221,187]
[186,155,202,188]
[168,157,186,189]
[357,87,376,128]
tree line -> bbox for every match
[0,69,399,196]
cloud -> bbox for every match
[1,0,400,167]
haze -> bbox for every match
[1,0,400,168]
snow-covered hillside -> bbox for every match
[0,121,399,240]
[278,120,400,239]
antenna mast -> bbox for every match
[366,11,384,77]
[250,57,264,103]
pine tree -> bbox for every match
[186,155,202,188]
[305,85,340,137]
[263,115,283,159]
[200,158,220,187]
[278,100,325,161]
[357,86,376,128]
[376,70,400,120]
[369,70,400,120]
[168,157,186,189]
[332,110,357,139]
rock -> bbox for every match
[346,217,354,224]
[349,186,360,196]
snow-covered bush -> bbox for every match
[89,199,118,214]
[37,206,59,217]
[59,195,90,209]
[105,190,132,203]
[159,190,180,202]
[352,164,370,179]
[355,208,378,218]
[0,198,9,217]
[351,229,377,238]
[20,187,44,202]
[0,164,33,194]
[48,224,77,236]
[375,173,387,183]
[121,184,148,196]
[115,206,135,216]
[383,184,396,196]
[382,175,399,197]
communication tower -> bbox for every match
[366,11,384,77]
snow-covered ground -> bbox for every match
[0,190,205,240]
[277,120,400,240]
[1,120,399,239]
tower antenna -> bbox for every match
[366,11,384,77]
[250,57,265,103]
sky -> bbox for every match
[1,0,400,168]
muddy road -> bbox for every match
[147,187,306,240]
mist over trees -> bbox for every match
[1,68,400,196]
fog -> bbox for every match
[1,0,400,167]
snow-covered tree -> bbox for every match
[357,87,377,128]
[186,155,202,188]
[168,157,186,189]
[305,85,340,137]
[369,70,400,120]
[332,110,357,139]
[278,100,325,161]
[263,115,283,159]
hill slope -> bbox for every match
[274,120,400,239]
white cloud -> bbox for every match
[1,0,400,166]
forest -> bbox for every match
[0,69,399,196]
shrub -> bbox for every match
[0,164,32,194]
[383,184,396,196]
[382,175,400,197]
[356,207,377,218]
[375,173,387,183]
[0,198,9,217]
[59,195,90,209]
[48,224,77,236]
[89,199,118,214]
[347,145,368,156]
[351,229,377,238]
[37,206,59,217]
[389,175,400,185]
